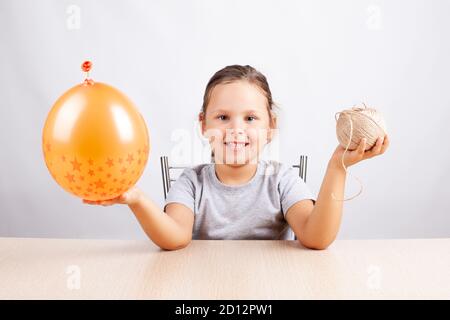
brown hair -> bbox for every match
[200,65,277,121]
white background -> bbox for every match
[1,0,449,239]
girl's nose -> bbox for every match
[229,118,246,133]
[225,127,245,142]
[227,126,246,138]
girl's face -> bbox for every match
[200,80,276,166]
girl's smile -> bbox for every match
[224,141,250,152]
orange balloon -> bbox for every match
[42,80,150,201]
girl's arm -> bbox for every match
[129,192,194,250]
[287,135,390,250]
[83,187,194,251]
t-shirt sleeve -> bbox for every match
[279,165,316,217]
[164,168,196,214]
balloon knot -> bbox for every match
[83,78,94,86]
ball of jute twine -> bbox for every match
[332,103,387,201]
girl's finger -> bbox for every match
[366,136,383,158]
[379,134,390,154]
[99,199,118,206]
[357,138,366,155]
[82,199,115,206]
[117,193,128,203]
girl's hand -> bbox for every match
[82,186,142,206]
[329,134,390,169]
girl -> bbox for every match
[84,65,389,250]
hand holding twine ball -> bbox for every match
[333,103,388,201]
[336,103,387,151]
[42,61,150,201]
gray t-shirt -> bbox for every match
[164,160,316,240]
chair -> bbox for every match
[160,155,308,200]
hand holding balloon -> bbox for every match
[82,186,142,206]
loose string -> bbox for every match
[331,105,366,201]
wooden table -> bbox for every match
[0,237,449,299]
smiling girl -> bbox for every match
[84,65,389,250]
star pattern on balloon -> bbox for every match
[44,145,148,200]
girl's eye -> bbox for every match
[217,115,257,121]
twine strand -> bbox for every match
[331,111,364,202]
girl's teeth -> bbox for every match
[225,143,247,151]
